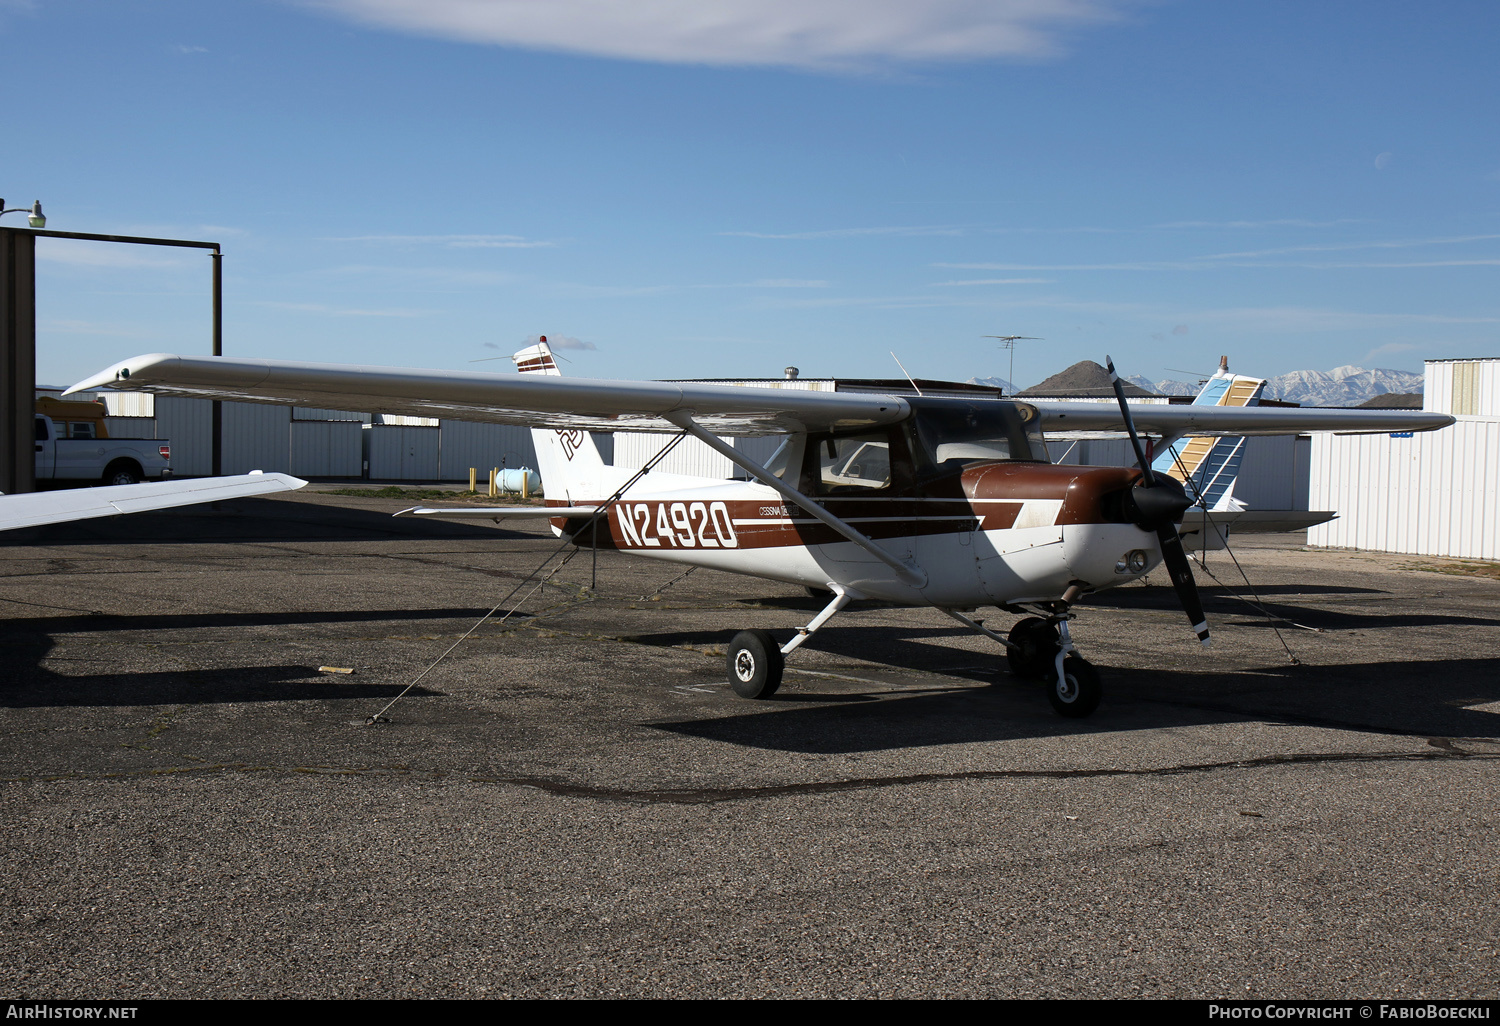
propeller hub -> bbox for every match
[1126,475,1193,529]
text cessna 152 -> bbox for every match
[68,342,1453,717]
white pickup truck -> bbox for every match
[34,408,171,486]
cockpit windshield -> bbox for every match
[909,398,1048,471]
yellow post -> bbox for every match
[468,467,476,493]
[489,468,498,497]
[522,471,529,499]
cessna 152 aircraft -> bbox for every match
[68,342,1452,717]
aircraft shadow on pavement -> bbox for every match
[643,625,1500,753]
[0,608,471,708]
[0,497,534,546]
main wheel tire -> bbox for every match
[726,629,784,699]
[102,461,143,486]
[1007,617,1060,679]
[1047,656,1102,718]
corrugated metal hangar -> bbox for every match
[1309,358,1500,561]
[64,392,546,482]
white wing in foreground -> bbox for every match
[0,472,307,533]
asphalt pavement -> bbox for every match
[2,489,1497,999]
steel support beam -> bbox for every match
[0,228,36,494]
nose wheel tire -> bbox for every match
[1007,617,1060,680]
[727,629,784,699]
[1047,656,1101,718]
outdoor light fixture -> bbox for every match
[0,200,46,228]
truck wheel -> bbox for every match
[102,461,143,486]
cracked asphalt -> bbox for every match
[2,487,1498,999]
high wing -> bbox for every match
[65,353,910,436]
[1037,401,1452,438]
[66,352,1454,439]
[0,472,306,533]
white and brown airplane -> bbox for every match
[68,342,1452,717]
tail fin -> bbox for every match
[1152,355,1266,511]
[513,337,606,503]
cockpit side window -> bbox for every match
[909,400,1047,475]
[801,425,912,495]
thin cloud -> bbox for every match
[933,278,1053,286]
[1364,342,1421,361]
[933,260,1203,271]
[259,301,430,317]
[330,233,555,248]
[1155,218,1364,230]
[34,241,186,270]
[301,0,1134,70]
[723,225,964,240]
[1201,234,1500,261]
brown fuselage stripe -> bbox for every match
[546,461,1144,551]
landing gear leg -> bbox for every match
[726,583,857,700]
[1047,619,1101,718]
[948,601,1103,719]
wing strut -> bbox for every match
[664,412,927,588]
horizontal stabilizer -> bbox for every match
[1180,509,1337,536]
[394,505,600,520]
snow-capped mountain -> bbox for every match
[1262,366,1423,406]
[1126,374,1199,396]
[974,365,1422,405]
[967,375,1017,393]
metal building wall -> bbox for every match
[103,417,155,440]
[365,424,440,480]
[438,420,538,481]
[220,402,292,474]
[1308,419,1500,560]
[152,396,213,476]
[98,392,156,418]
[1425,359,1500,417]
[294,407,370,422]
[1308,359,1500,560]
[1233,436,1311,510]
[290,421,363,477]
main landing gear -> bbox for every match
[725,582,1101,718]
[1008,612,1101,718]
[726,583,855,699]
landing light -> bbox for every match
[1115,549,1148,574]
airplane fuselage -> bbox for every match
[549,460,1162,608]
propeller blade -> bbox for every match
[1104,354,1155,485]
[1157,523,1212,647]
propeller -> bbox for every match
[1105,355,1212,648]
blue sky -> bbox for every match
[5,0,1498,390]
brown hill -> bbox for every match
[1019,360,1158,398]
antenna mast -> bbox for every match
[984,335,1041,390]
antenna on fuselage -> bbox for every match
[889,351,924,397]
